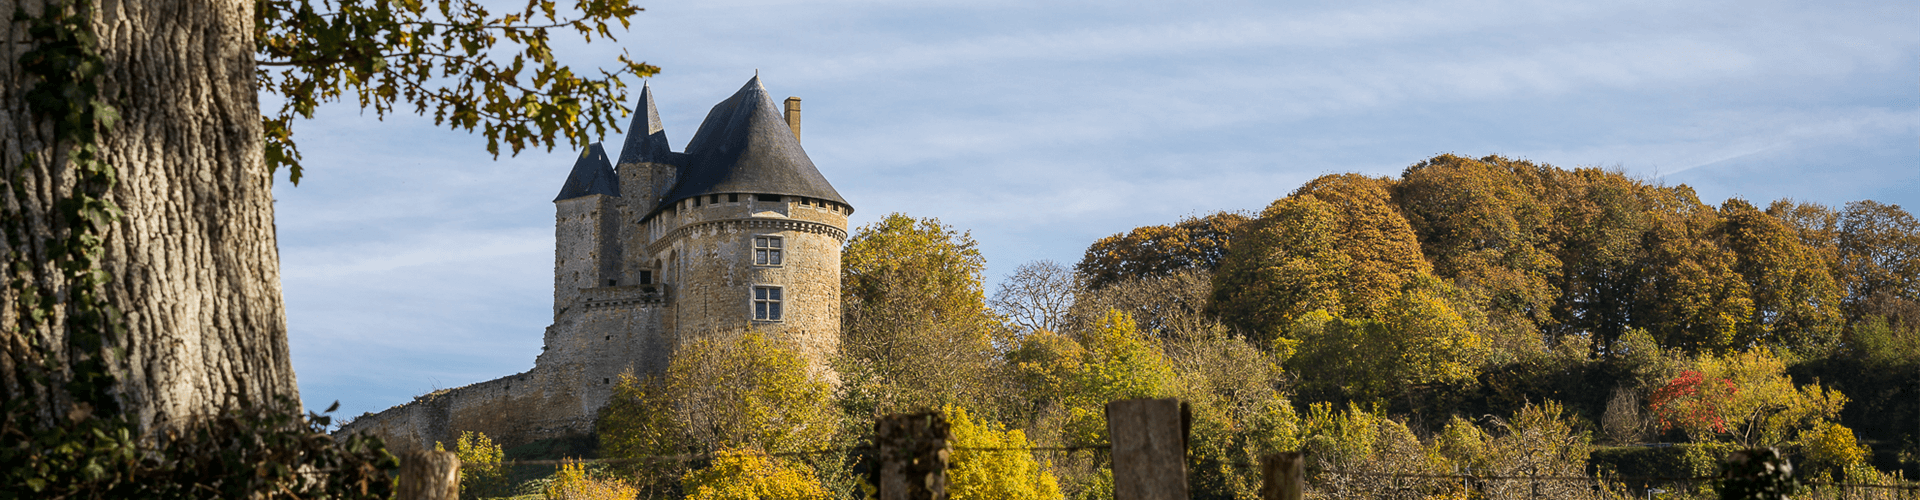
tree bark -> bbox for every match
[1,0,295,434]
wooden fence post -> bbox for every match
[1260,452,1305,500]
[875,411,951,500]
[397,450,460,500]
[1108,398,1189,500]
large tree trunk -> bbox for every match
[0,0,295,434]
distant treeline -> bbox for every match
[1072,153,1918,473]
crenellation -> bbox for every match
[339,76,852,452]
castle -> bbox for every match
[339,76,852,451]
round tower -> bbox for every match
[624,77,851,374]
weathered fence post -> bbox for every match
[1260,452,1305,500]
[397,450,460,500]
[1108,398,1189,500]
[875,411,951,500]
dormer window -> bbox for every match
[753,236,784,266]
[753,286,783,321]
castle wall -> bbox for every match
[339,296,669,452]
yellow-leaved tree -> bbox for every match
[597,330,836,495]
[946,405,1064,500]
[1284,280,1486,402]
[544,459,637,500]
[680,449,832,500]
[1688,348,1848,448]
[1005,310,1176,498]
[434,431,507,499]
[840,213,1004,415]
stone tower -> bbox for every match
[338,76,853,451]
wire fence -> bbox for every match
[395,402,1917,500]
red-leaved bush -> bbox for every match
[1648,370,1738,437]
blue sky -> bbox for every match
[276,0,1920,419]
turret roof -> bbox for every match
[615,83,674,166]
[659,76,848,212]
[553,143,618,201]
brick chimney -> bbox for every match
[783,96,801,143]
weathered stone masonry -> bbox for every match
[338,77,852,451]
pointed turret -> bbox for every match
[662,76,849,212]
[554,143,619,201]
[616,84,673,166]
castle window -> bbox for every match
[754,286,783,321]
[710,194,720,204]
[753,236,783,266]
[729,193,739,203]
[756,194,781,202]
[639,270,653,285]
[694,196,702,207]
[748,234,779,265]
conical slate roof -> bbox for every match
[553,143,619,201]
[615,83,673,166]
[661,76,848,210]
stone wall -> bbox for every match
[339,298,669,452]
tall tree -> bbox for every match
[1837,201,1920,320]
[1720,199,1843,348]
[1212,173,1433,342]
[1077,211,1247,290]
[2,0,652,439]
[1395,154,1561,352]
[840,214,1001,415]
[1211,195,1348,343]
[1633,186,1753,353]
[1538,167,1653,349]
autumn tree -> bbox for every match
[597,331,836,493]
[1650,349,1848,447]
[436,431,509,499]
[1537,167,1655,348]
[1837,201,1920,320]
[1004,310,1175,497]
[1284,280,1486,403]
[1077,211,1248,290]
[1209,195,1348,342]
[680,449,832,500]
[840,214,1003,416]
[1432,402,1598,500]
[945,405,1064,500]
[1212,173,1456,344]
[1630,186,1755,353]
[1394,155,1561,353]
[1720,199,1844,348]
